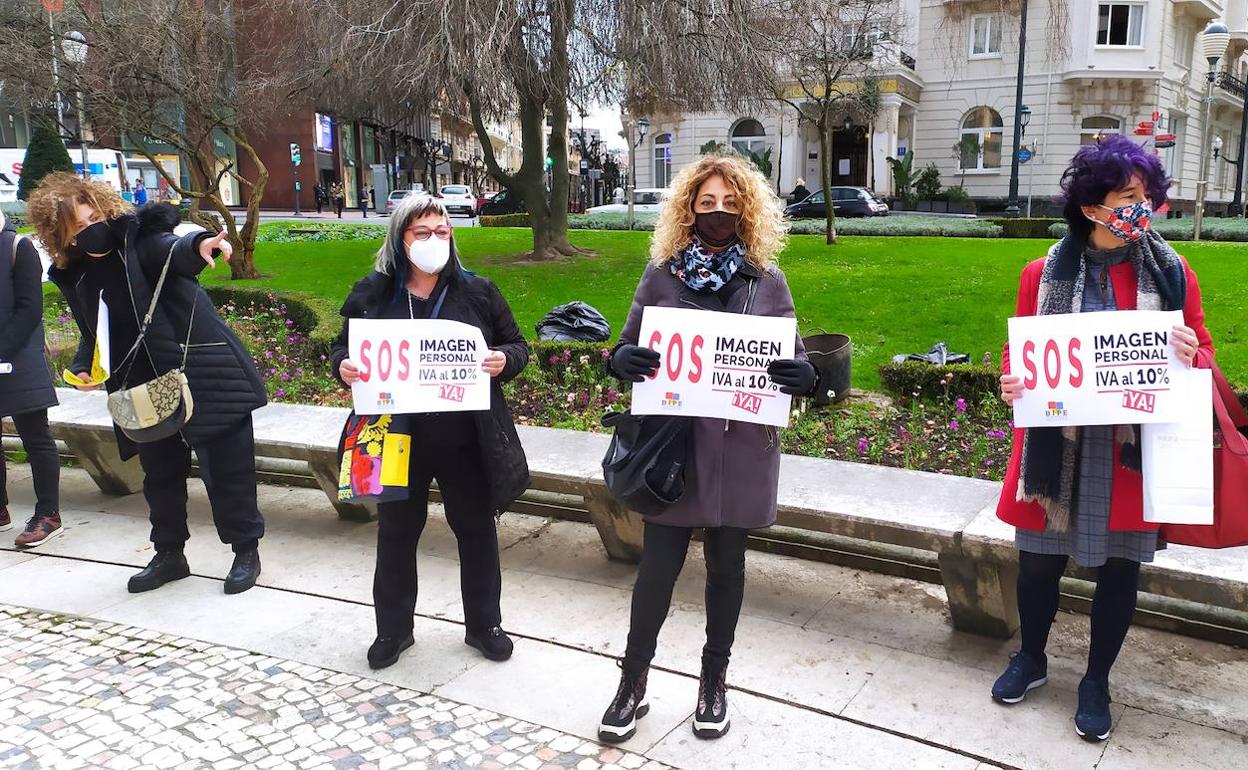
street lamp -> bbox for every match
[1227,71,1248,217]
[61,30,89,179]
[1213,134,1224,160]
[1195,21,1230,240]
[627,116,649,231]
[1003,0,1031,216]
[1018,105,1035,215]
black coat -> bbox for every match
[49,204,267,459]
[0,219,56,417]
[330,261,531,515]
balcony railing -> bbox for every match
[900,51,916,71]
[1217,71,1247,100]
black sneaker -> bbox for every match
[991,651,1048,704]
[693,657,730,739]
[465,626,514,661]
[224,549,261,595]
[367,634,415,670]
[599,660,649,743]
[1074,677,1113,742]
[127,551,191,594]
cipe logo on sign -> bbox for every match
[376,391,395,409]
[1044,401,1068,419]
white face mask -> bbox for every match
[407,236,450,274]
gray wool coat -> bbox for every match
[618,260,807,530]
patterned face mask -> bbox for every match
[1090,200,1152,242]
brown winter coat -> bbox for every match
[618,261,807,530]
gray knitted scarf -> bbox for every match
[1018,230,1186,532]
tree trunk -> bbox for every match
[543,0,578,256]
[818,115,838,245]
[230,130,268,280]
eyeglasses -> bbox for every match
[407,225,452,241]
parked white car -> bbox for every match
[585,188,669,214]
[439,185,477,217]
[385,186,425,215]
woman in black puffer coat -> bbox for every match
[29,173,267,596]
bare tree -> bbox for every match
[772,0,901,244]
[0,0,303,278]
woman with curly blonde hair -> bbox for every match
[598,154,818,743]
[28,172,268,597]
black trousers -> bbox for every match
[136,415,265,553]
[1017,551,1141,684]
[625,522,749,668]
[373,422,501,639]
[0,409,60,517]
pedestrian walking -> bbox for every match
[0,210,61,548]
[330,194,530,671]
[597,154,819,743]
[314,183,326,215]
[133,179,147,206]
[789,178,809,204]
[28,173,269,596]
[331,182,345,218]
[993,136,1215,742]
[358,185,370,219]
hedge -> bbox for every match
[255,222,388,242]
[1048,217,1248,242]
[790,216,1004,238]
[879,360,1002,405]
[986,217,1062,239]
[479,213,531,228]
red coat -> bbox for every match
[997,256,1215,532]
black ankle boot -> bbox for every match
[128,551,191,594]
[465,626,514,661]
[367,634,415,670]
[224,548,261,595]
[598,660,649,743]
[694,656,730,739]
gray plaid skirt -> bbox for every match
[1015,424,1161,567]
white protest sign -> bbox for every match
[1142,367,1214,525]
[631,306,795,427]
[348,319,490,415]
[1008,310,1190,428]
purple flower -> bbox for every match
[560,349,571,364]
[285,319,294,328]
[949,419,960,430]
[955,398,967,412]
[280,372,291,382]
[856,437,869,455]
[601,348,611,361]
[264,350,274,359]
[547,355,558,366]
[274,388,286,399]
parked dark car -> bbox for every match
[784,187,889,218]
[478,189,526,216]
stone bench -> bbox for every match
[8,389,1246,642]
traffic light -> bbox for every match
[290,143,302,166]
[545,155,554,171]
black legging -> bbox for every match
[0,409,59,517]
[1017,551,1141,683]
[624,523,749,668]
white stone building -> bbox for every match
[630,0,1248,213]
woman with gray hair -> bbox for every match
[330,195,531,670]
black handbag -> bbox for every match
[600,410,690,517]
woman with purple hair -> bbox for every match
[992,136,1215,741]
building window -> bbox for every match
[1174,21,1192,69]
[730,119,767,156]
[1097,4,1144,47]
[1080,116,1121,145]
[653,133,672,189]
[1164,115,1185,185]
[959,107,1003,170]
[969,15,1002,58]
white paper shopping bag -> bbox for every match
[1141,368,1214,525]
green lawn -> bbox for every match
[200,229,1247,391]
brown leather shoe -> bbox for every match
[15,512,62,548]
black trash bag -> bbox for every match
[535,301,611,342]
[891,341,970,366]
[600,411,690,517]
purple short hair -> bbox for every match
[1060,135,1171,241]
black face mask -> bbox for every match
[693,210,741,248]
[69,221,117,260]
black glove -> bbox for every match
[767,358,817,396]
[611,344,661,382]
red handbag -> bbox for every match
[1160,365,1248,548]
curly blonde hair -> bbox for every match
[650,153,786,268]
[26,172,133,268]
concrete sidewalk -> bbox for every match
[1,466,1246,769]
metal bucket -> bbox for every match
[801,331,852,405]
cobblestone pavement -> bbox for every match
[0,606,665,770]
